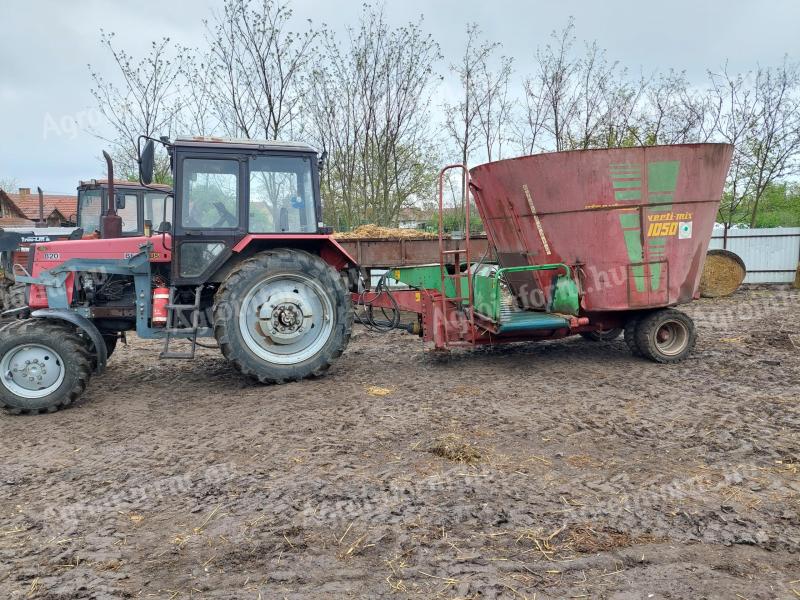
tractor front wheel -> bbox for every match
[634,309,696,363]
[213,249,353,384]
[0,319,92,414]
[1,282,25,317]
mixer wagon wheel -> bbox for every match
[624,317,643,357]
[213,249,353,384]
[634,309,696,363]
[579,327,623,342]
[0,319,92,414]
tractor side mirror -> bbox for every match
[318,150,328,173]
[139,140,155,185]
[115,194,126,210]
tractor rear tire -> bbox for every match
[579,327,623,342]
[0,319,93,414]
[213,249,353,384]
[634,309,696,363]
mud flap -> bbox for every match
[30,309,107,374]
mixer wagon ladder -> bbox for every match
[437,165,477,346]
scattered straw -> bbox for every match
[428,434,482,464]
[366,386,393,397]
[334,225,437,240]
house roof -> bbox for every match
[4,191,76,221]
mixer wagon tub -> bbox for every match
[356,143,734,363]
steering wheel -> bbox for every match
[212,202,237,228]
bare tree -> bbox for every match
[308,6,440,228]
[709,59,800,228]
[530,19,581,152]
[178,50,221,136]
[744,58,800,226]
[709,65,760,230]
[443,23,512,225]
[204,0,318,140]
[474,53,513,162]
[515,74,549,154]
[0,177,17,192]
[595,72,647,148]
[444,25,500,168]
[636,70,715,145]
[89,32,184,181]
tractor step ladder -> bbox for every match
[438,165,477,346]
[159,285,205,359]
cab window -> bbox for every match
[145,192,173,231]
[77,189,102,234]
[181,159,239,229]
[249,156,315,233]
[119,194,139,233]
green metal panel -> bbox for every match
[550,275,580,316]
[473,275,498,320]
[498,311,570,333]
[391,265,447,294]
[390,262,580,326]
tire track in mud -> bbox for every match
[0,288,798,598]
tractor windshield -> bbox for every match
[77,189,102,234]
[249,156,315,233]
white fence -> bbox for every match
[709,227,800,284]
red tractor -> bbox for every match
[1,173,172,316]
[0,137,357,414]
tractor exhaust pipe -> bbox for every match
[101,150,122,238]
[36,187,46,227]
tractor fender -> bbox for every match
[231,235,357,270]
[30,309,107,374]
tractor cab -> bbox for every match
[161,136,325,284]
[77,180,172,238]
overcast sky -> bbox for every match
[1,0,798,194]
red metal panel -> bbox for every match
[469,144,733,312]
[232,234,357,270]
[335,236,490,269]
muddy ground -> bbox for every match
[0,287,798,599]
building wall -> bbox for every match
[0,195,32,227]
[709,227,800,284]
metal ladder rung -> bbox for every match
[160,285,204,360]
[440,249,464,255]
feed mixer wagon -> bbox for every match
[359,143,733,363]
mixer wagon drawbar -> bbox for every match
[0,138,731,414]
